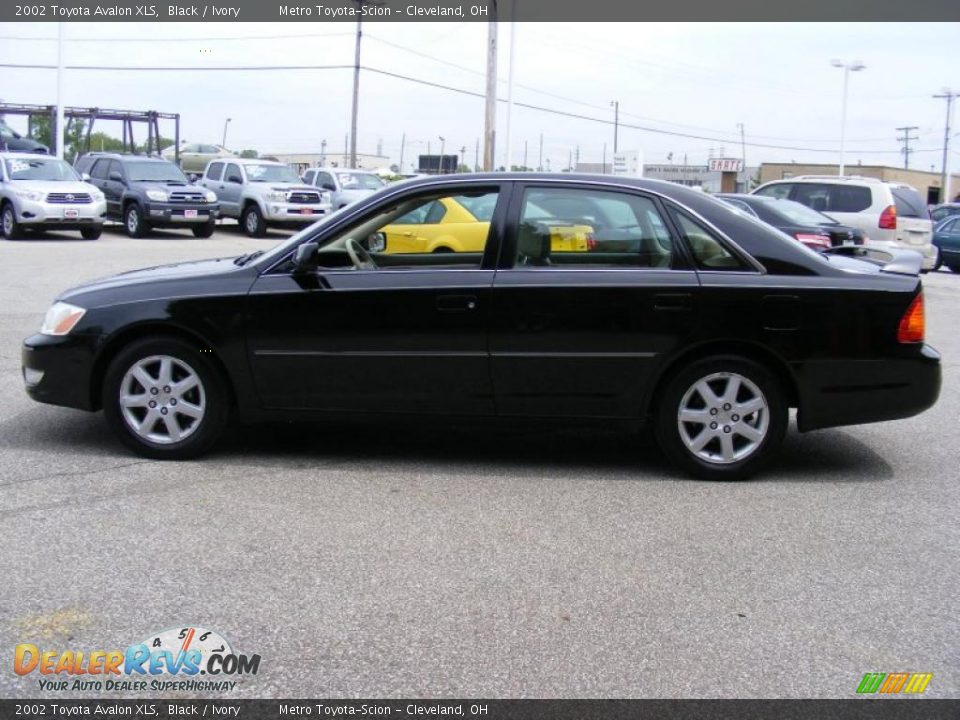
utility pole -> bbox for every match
[349,17,362,169]
[504,8,516,173]
[896,125,919,169]
[320,138,327,166]
[538,133,543,172]
[575,145,580,172]
[460,145,466,172]
[523,140,527,170]
[602,143,607,174]
[55,22,64,159]
[474,137,480,171]
[568,149,572,172]
[933,90,956,203]
[483,9,498,171]
[438,136,446,173]
[611,100,619,154]
[398,133,405,173]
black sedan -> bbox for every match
[21,174,941,480]
[717,193,865,251]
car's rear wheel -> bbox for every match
[2,204,24,240]
[80,226,102,240]
[123,204,150,238]
[655,356,787,481]
[242,205,266,238]
[103,337,229,459]
[192,220,216,238]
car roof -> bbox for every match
[232,158,285,165]
[78,153,169,162]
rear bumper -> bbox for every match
[796,345,941,432]
[21,333,98,411]
[867,239,936,270]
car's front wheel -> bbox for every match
[1,204,25,240]
[123,203,150,238]
[102,337,229,459]
[655,356,787,481]
[241,205,267,238]
[192,220,216,238]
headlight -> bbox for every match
[265,192,286,202]
[90,191,105,201]
[321,191,332,204]
[40,302,86,336]
[13,188,45,202]
[204,190,217,203]
[145,190,168,202]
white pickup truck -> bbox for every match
[201,158,332,237]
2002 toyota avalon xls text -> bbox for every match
[21,174,941,479]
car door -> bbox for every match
[98,160,125,218]
[244,183,508,415]
[936,217,960,260]
[213,162,244,217]
[489,183,700,418]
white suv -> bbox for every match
[752,176,935,270]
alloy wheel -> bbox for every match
[677,371,769,465]
[119,355,206,445]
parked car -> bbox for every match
[716,193,865,251]
[0,119,49,154]
[162,142,237,174]
[752,176,935,270]
[1,153,106,240]
[75,153,219,238]
[374,194,593,254]
[21,174,941,480]
[302,167,386,209]
[930,203,960,224]
[932,216,960,272]
[201,158,332,237]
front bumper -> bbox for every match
[17,197,107,227]
[261,202,333,223]
[796,344,941,432]
[22,333,98,412]
[145,201,219,226]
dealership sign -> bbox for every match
[708,158,744,173]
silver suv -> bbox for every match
[752,176,935,270]
[301,167,386,209]
[0,153,106,240]
[201,158,333,237]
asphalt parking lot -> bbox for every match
[0,224,957,699]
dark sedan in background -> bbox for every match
[21,175,941,480]
[933,215,960,272]
[717,193,865,251]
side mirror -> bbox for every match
[80,172,91,182]
[227,174,243,184]
[109,171,123,182]
[321,182,336,191]
[293,242,319,272]
[367,232,386,253]
[189,173,200,184]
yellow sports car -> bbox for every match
[379,195,594,255]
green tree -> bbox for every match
[239,149,259,159]
[29,114,87,160]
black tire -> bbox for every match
[933,253,943,271]
[102,336,230,460]
[192,220,216,238]
[1,203,25,240]
[655,355,788,481]
[123,203,150,238]
[949,264,960,274]
[241,204,267,238]
[80,226,102,240]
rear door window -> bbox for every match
[90,159,110,180]
[206,162,224,181]
[890,187,926,218]
[793,184,872,213]
[754,183,794,200]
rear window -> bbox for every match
[793,183,872,213]
[890,186,926,218]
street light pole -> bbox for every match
[610,100,619,154]
[55,22,64,159]
[934,89,956,203]
[222,117,231,148]
[831,59,865,176]
[439,136,446,174]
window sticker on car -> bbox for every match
[7,160,30,174]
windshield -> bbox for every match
[125,161,188,183]
[762,198,837,226]
[4,157,79,181]
[337,172,385,190]
[245,164,301,183]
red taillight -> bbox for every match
[879,204,897,230]
[586,232,597,251]
[795,232,831,250]
[897,292,925,344]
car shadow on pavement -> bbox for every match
[0,407,893,484]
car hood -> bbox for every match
[59,256,243,306]
[8,180,100,194]
[128,180,192,192]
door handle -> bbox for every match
[653,293,692,312]
[436,294,478,313]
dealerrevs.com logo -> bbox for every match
[14,626,261,693]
